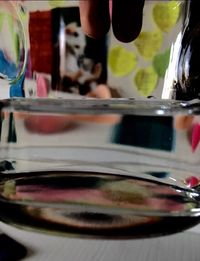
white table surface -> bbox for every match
[0,222,199,261]
[21,229,200,261]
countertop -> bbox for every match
[1,222,200,261]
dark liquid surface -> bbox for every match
[0,170,199,239]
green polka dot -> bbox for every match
[134,31,163,60]
[153,2,180,32]
[134,67,158,97]
[108,46,137,77]
[153,49,170,78]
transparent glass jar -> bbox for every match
[0,1,200,241]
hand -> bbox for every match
[79,0,145,43]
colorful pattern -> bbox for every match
[108,1,182,98]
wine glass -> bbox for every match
[0,1,27,90]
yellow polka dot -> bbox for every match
[108,46,137,77]
[134,67,158,97]
[48,0,66,8]
[153,2,180,32]
[134,31,163,60]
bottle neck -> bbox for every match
[182,1,200,44]
[173,0,200,101]
[187,0,200,28]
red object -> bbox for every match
[24,115,75,134]
[185,176,199,188]
[29,11,52,74]
[191,123,200,152]
[36,75,48,97]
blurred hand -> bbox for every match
[79,0,145,42]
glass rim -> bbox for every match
[1,98,200,116]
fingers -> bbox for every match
[79,0,144,42]
[112,0,145,42]
[79,0,110,39]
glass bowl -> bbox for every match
[0,98,200,239]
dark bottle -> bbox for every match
[174,0,200,100]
